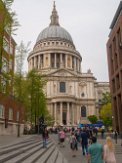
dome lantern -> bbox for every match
[50,1,59,26]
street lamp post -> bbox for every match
[17,110,20,137]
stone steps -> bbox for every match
[0,135,68,163]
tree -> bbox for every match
[100,103,112,126]
[87,115,97,124]
[99,92,112,126]
[87,115,98,124]
[0,0,19,93]
[101,92,111,105]
[14,41,30,100]
[27,69,47,127]
[0,0,14,73]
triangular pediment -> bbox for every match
[47,68,77,77]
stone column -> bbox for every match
[38,55,40,69]
[54,103,57,126]
[67,102,70,126]
[76,58,78,71]
[78,59,80,71]
[60,102,63,125]
[54,53,57,68]
[49,53,51,68]
[74,57,76,71]
[30,59,32,70]
[33,57,35,68]
[76,105,79,124]
[65,55,67,68]
[41,55,43,69]
[50,103,53,117]
[72,103,74,125]
[60,53,63,68]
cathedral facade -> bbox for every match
[27,3,109,126]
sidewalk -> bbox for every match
[51,133,122,163]
[0,134,34,147]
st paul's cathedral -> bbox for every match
[27,2,109,126]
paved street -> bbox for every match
[51,133,122,163]
[0,134,122,163]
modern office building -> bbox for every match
[28,2,110,126]
[107,1,122,133]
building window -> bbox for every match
[2,57,8,73]
[81,92,85,97]
[10,43,13,54]
[9,59,13,70]
[16,111,20,122]
[0,105,5,118]
[1,77,6,93]
[3,37,9,53]
[60,82,66,92]
[113,37,116,50]
[81,106,86,117]
[117,28,122,48]
[9,108,13,120]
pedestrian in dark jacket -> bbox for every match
[80,129,89,156]
[42,127,49,148]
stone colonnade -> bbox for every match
[50,102,81,126]
[28,53,81,72]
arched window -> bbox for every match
[0,104,5,118]
[81,106,86,117]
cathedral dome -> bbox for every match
[36,2,74,45]
[36,25,73,44]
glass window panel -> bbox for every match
[9,108,13,120]
[60,82,66,92]
[0,105,5,118]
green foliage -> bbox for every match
[87,115,98,124]
[0,0,19,93]
[101,92,111,105]
[25,69,48,124]
[100,103,112,126]
[13,69,49,126]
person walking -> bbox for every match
[69,132,78,157]
[88,136,103,163]
[59,129,65,147]
[114,130,118,144]
[80,129,89,156]
[42,127,49,148]
[103,136,116,163]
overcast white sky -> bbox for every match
[12,0,121,81]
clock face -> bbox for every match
[60,82,66,92]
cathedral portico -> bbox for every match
[51,101,79,126]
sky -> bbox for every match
[11,0,121,82]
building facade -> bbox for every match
[107,1,122,133]
[28,2,109,126]
[0,93,24,135]
[0,1,24,135]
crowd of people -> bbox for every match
[56,126,117,163]
[41,126,118,163]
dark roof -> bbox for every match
[110,1,122,29]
